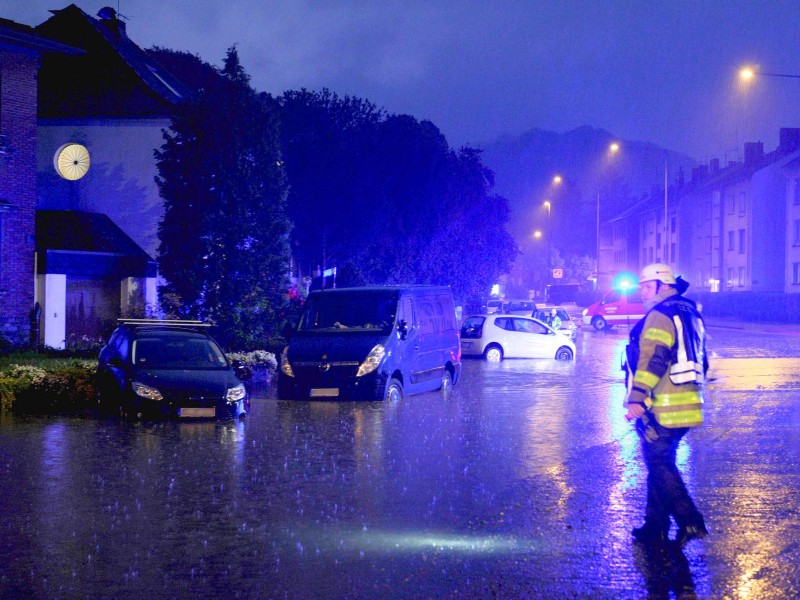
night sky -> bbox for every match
[8,1,800,160]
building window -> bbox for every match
[726,194,735,214]
[648,247,653,262]
[794,262,800,285]
[728,230,734,251]
[643,248,647,264]
[727,267,734,287]
[739,229,745,254]
[670,242,676,263]
[738,191,746,216]
[794,219,800,246]
[656,232,661,249]
[613,250,624,263]
[738,267,745,287]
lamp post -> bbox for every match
[544,200,552,283]
[596,143,620,289]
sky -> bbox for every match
[7,0,800,161]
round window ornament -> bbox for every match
[54,143,91,180]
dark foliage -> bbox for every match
[278,89,517,306]
[155,47,292,349]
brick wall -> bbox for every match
[0,51,38,345]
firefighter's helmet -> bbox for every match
[639,263,676,285]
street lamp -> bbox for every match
[739,66,800,81]
[544,200,552,282]
[597,142,620,288]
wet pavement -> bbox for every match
[1,318,799,599]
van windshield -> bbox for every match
[298,292,398,333]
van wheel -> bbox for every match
[384,378,403,402]
[591,316,608,331]
[555,346,574,361]
[484,345,503,362]
[440,369,453,392]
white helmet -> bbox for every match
[550,308,557,316]
[640,263,676,285]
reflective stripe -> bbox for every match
[655,410,703,427]
[673,315,687,363]
[643,328,674,347]
[669,362,704,384]
[654,391,703,406]
[634,370,660,388]
[669,314,703,385]
[652,391,704,427]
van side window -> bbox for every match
[419,300,436,334]
[434,295,455,332]
[398,297,415,329]
[603,292,621,304]
[628,291,643,304]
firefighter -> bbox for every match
[624,263,709,547]
[547,308,562,331]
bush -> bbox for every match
[0,360,97,414]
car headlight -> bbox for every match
[356,344,385,377]
[226,383,247,403]
[280,346,294,377]
[132,381,163,401]
[582,309,588,317]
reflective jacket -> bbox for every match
[625,288,707,428]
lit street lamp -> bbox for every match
[739,66,800,81]
[544,200,552,282]
[596,142,620,288]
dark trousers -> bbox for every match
[638,418,704,533]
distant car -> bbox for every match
[486,298,503,314]
[460,314,575,361]
[96,319,250,420]
[533,306,578,341]
[499,299,537,315]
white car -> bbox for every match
[460,314,576,361]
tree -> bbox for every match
[155,47,291,348]
[278,90,517,305]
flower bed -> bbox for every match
[0,360,97,414]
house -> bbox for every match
[0,17,79,345]
[29,4,192,347]
[600,129,800,295]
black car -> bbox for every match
[97,320,250,420]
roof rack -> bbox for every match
[116,319,211,327]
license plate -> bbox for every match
[179,407,216,418]
[309,388,339,397]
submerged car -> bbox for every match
[96,320,250,419]
[460,314,575,361]
[278,286,461,401]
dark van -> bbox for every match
[278,286,461,401]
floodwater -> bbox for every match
[1,317,799,599]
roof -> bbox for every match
[34,4,191,118]
[0,17,82,55]
[36,209,153,258]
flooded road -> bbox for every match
[1,319,799,598]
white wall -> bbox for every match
[37,273,66,349]
[37,118,169,259]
